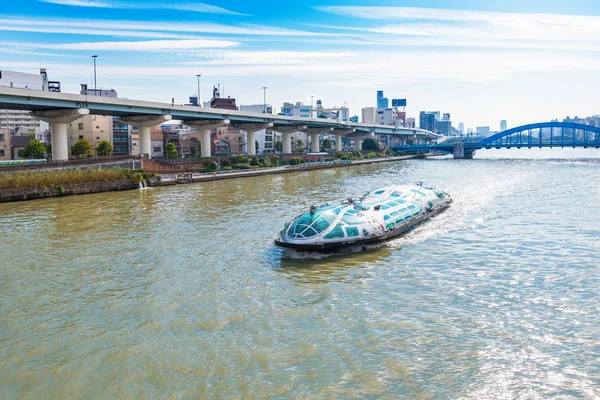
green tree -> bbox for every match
[72,138,93,158]
[165,142,179,159]
[274,140,282,153]
[22,139,47,159]
[362,138,380,152]
[195,143,202,157]
[296,139,304,149]
[46,143,52,156]
[96,140,113,157]
[321,138,332,150]
[255,140,259,154]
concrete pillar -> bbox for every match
[356,138,363,151]
[33,108,90,162]
[51,122,68,161]
[139,126,151,157]
[122,114,172,158]
[201,129,211,157]
[247,131,257,156]
[183,119,231,158]
[335,133,343,151]
[283,132,292,154]
[311,133,320,152]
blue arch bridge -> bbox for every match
[389,122,600,159]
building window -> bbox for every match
[0,149,4,156]
[78,123,84,130]
[153,147,161,152]
[96,137,100,140]
[79,135,84,140]
[0,134,4,141]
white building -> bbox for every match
[361,107,376,124]
[240,104,273,114]
[476,126,491,136]
[281,102,312,118]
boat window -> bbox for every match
[386,222,395,230]
[312,217,332,234]
[380,205,390,210]
[384,215,391,220]
[390,211,399,216]
[373,190,385,195]
[395,216,404,224]
[324,223,345,239]
[411,189,427,197]
[341,213,363,225]
[354,204,370,211]
[390,193,401,197]
[345,209,358,215]
[345,227,359,237]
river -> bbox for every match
[1,149,599,399]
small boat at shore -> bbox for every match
[274,184,452,252]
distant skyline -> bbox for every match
[2,0,600,128]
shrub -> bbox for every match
[366,152,377,159]
[250,165,261,169]
[333,151,345,159]
[268,154,279,166]
[22,139,47,159]
[362,138,380,151]
[165,142,179,159]
[221,166,233,171]
[341,155,350,161]
[289,157,300,166]
[201,159,217,170]
[249,157,259,166]
[56,185,65,195]
[96,140,113,157]
[72,138,93,158]
[234,163,250,170]
[220,159,231,167]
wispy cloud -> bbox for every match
[312,7,600,52]
[0,16,343,38]
[18,38,240,51]
[40,0,247,15]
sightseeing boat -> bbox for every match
[275,184,452,251]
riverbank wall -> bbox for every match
[0,155,422,203]
[0,180,140,203]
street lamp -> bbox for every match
[196,74,201,107]
[262,86,267,114]
[91,55,98,94]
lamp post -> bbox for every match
[196,74,201,107]
[262,86,267,114]
[91,55,98,94]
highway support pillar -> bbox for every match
[33,108,90,161]
[183,119,231,157]
[273,125,307,154]
[332,128,355,152]
[232,123,273,156]
[122,115,173,158]
[303,127,333,153]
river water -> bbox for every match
[1,149,599,399]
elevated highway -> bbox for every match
[0,87,436,161]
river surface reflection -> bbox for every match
[1,149,599,399]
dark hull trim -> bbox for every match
[274,200,452,252]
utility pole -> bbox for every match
[196,74,201,107]
[91,55,98,94]
[262,86,267,114]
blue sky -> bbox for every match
[2,0,600,129]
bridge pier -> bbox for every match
[33,109,90,161]
[303,127,333,153]
[233,123,273,156]
[274,125,307,154]
[333,129,354,152]
[122,115,172,158]
[184,119,230,157]
[453,142,474,159]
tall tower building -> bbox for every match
[500,120,508,131]
[458,122,465,133]
[376,90,389,109]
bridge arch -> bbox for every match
[480,122,600,147]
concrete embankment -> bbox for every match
[0,180,140,203]
[150,155,421,186]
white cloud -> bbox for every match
[314,7,600,50]
[40,0,247,15]
[0,16,343,37]
[22,38,240,51]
